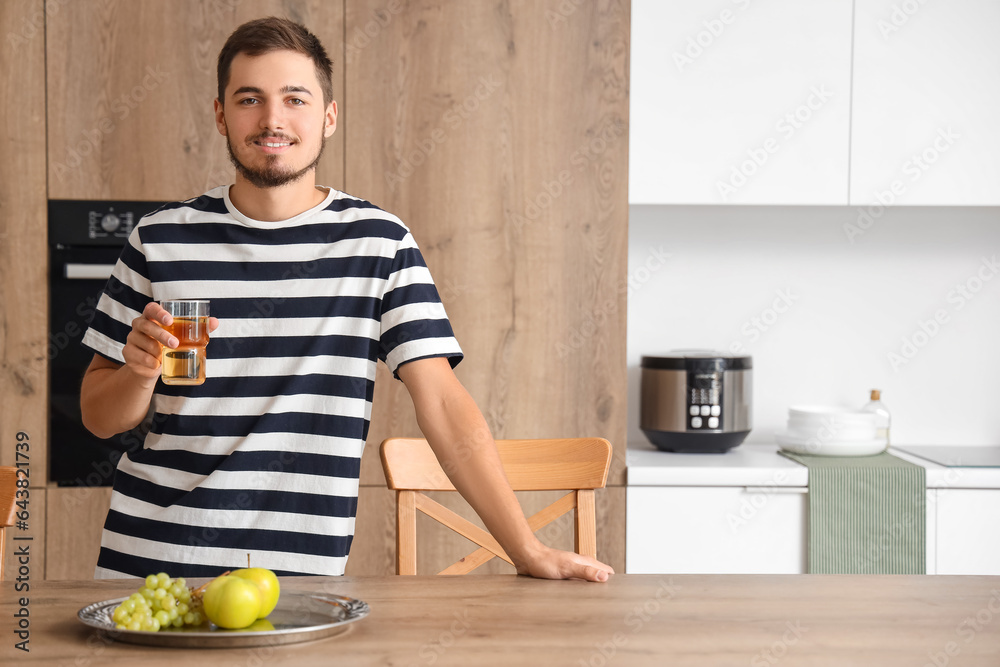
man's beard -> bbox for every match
[227,132,325,188]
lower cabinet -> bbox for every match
[45,486,112,580]
[933,489,1000,575]
[626,486,807,574]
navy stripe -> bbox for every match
[156,373,373,401]
[382,283,443,314]
[97,547,323,578]
[139,218,407,246]
[128,446,362,479]
[86,310,133,347]
[155,194,228,216]
[208,295,381,320]
[102,509,352,557]
[116,240,150,278]
[380,320,457,360]
[325,196,381,213]
[112,469,359,517]
[150,412,368,439]
[208,333,374,360]
[102,276,151,315]
[147,255,393,282]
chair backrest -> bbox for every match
[0,467,20,581]
[379,437,612,575]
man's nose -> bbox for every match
[259,99,286,130]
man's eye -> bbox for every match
[239,98,258,105]
[289,98,305,105]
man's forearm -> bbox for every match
[412,382,543,565]
[81,362,157,439]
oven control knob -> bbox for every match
[100,213,121,233]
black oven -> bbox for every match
[48,200,168,486]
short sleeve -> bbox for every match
[80,227,154,364]
[378,232,463,379]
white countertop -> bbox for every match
[627,440,1000,489]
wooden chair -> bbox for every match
[0,467,19,581]
[379,437,612,575]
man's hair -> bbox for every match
[217,17,334,107]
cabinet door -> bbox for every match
[629,0,852,204]
[851,0,1000,205]
[46,487,113,580]
[627,486,807,574]
[934,489,1000,575]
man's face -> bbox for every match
[214,50,337,188]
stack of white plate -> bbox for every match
[776,406,887,456]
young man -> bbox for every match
[80,17,612,582]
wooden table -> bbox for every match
[4,574,999,665]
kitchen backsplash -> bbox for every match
[627,204,1000,447]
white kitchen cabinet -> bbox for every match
[933,489,1000,575]
[850,0,1000,205]
[629,0,853,204]
[626,486,807,574]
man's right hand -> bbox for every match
[122,302,220,383]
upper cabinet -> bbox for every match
[631,0,1000,205]
[629,0,853,205]
[850,0,1000,205]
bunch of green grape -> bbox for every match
[111,572,205,631]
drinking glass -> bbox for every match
[160,300,210,385]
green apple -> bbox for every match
[202,575,262,629]
[231,568,281,618]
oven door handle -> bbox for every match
[64,263,116,280]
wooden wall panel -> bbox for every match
[0,0,49,479]
[3,489,45,585]
[347,1,630,489]
[46,0,346,201]
[45,487,113,580]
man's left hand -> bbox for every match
[514,544,614,583]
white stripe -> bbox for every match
[387,338,463,375]
[211,316,379,340]
[110,492,355,535]
[100,527,350,576]
[154,393,370,420]
[80,329,125,363]
[389,265,436,290]
[118,455,360,496]
[153,276,386,300]
[203,355,375,380]
[381,302,450,332]
[143,432,364,458]
[145,236,399,262]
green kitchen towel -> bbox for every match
[779,451,925,574]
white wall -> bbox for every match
[627,204,1000,447]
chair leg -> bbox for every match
[574,489,597,558]
[397,491,417,575]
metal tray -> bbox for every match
[77,591,370,648]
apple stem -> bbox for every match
[191,570,232,599]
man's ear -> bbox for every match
[214,98,228,137]
[324,100,338,138]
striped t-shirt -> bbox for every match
[81,185,462,577]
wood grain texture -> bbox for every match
[45,487,112,580]
[347,1,630,490]
[0,0,48,480]
[46,0,346,200]
[344,485,397,577]
[10,575,1000,666]
[381,437,611,491]
[2,485,44,583]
